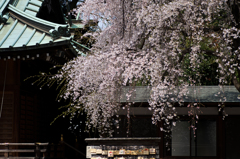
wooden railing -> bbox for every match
[0,135,86,159]
[0,143,48,159]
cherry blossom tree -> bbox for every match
[35,0,240,136]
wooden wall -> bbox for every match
[19,91,49,143]
[19,93,35,142]
[0,59,55,144]
[0,60,20,85]
[0,92,14,143]
[0,60,20,144]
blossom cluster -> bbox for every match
[55,0,240,135]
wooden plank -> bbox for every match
[1,110,13,115]
[0,125,13,129]
[37,143,48,146]
[0,121,13,125]
[0,143,48,146]
[0,134,12,138]
[0,127,12,131]
[0,158,50,159]
[0,157,35,159]
[0,143,34,146]
[0,112,13,118]
[2,99,14,104]
[0,149,34,153]
[0,115,13,119]
[40,149,47,152]
[0,112,13,116]
[2,105,13,110]
[2,107,14,111]
[0,157,47,159]
[0,132,12,135]
[0,135,12,139]
[0,109,13,114]
[0,123,13,128]
[0,94,14,99]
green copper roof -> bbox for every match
[0,0,10,14]
[15,0,43,16]
[0,0,73,55]
[120,86,240,103]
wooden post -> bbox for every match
[53,144,58,157]
[4,144,9,157]
[60,134,65,158]
[50,143,54,158]
[35,143,40,159]
[43,144,48,158]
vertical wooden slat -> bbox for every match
[0,92,14,145]
[19,93,35,143]
[4,144,9,157]
[35,143,40,159]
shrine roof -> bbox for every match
[0,0,81,57]
[120,86,240,103]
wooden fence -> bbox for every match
[0,141,85,159]
[0,143,63,159]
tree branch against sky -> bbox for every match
[39,0,240,136]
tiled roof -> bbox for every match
[0,0,75,55]
[120,86,240,103]
[14,0,43,16]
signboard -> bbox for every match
[86,146,92,158]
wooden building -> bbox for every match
[0,0,81,144]
[115,86,240,159]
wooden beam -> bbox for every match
[117,107,240,115]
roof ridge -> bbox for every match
[8,4,70,38]
[9,4,68,28]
